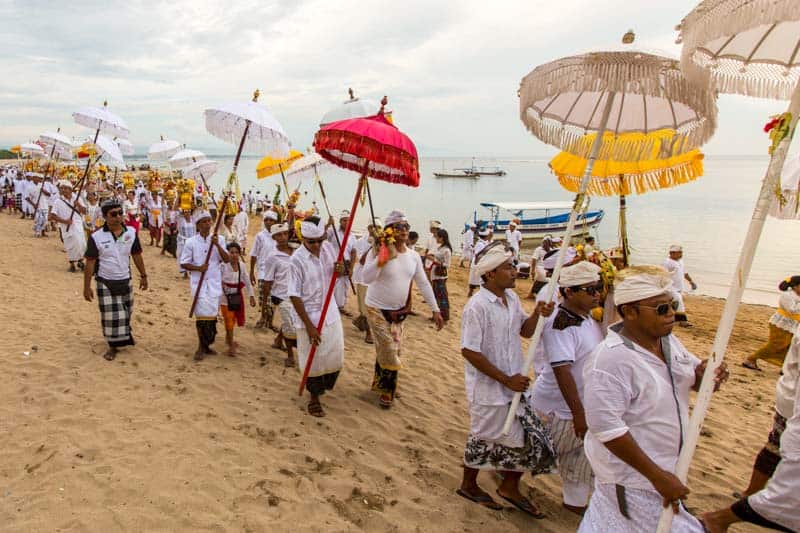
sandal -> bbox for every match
[496,491,545,519]
[103,349,117,361]
[456,488,503,510]
[284,357,295,368]
[379,394,393,409]
[308,400,325,417]
[741,361,762,372]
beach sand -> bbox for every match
[0,213,780,532]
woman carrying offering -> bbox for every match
[219,242,256,357]
[743,276,800,371]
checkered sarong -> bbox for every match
[96,278,135,347]
[14,193,22,211]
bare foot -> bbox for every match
[194,350,205,361]
[204,347,217,355]
[284,356,295,368]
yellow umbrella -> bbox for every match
[550,129,704,265]
[256,149,303,179]
[9,145,21,154]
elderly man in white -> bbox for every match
[578,265,729,532]
[457,242,556,518]
[250,210,278,329]
[504,221,523,260]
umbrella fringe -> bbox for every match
[678,0,800,100]
[554,157,703,196]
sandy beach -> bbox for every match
[0,213,781,532]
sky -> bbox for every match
[0,0,787,157]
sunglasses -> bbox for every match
[391,223,410,231]
[107,210,123,217]
[635,300,680,316]
[571,284,603,296]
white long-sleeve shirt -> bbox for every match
[287,242,341,328]
[361,248,439,313]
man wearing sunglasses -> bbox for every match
[578,265,729,532]
[533,261,604,514]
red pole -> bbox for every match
[298,171,367,395]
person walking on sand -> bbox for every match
[83,198,148,361]
[427,228,453,324]
[250,210,278,329]
[533,261,604,515]
[176,209,196,278]
[361,210,444,409]
[262,223,297,367]
[743,276,800,371]
[327,209,356,317]
[662,245,697,327]
[459,223,476,268]
[180,210,230,361]
[50,181,87,273]
[468,226,493,297]
[219,242,256,357]
[289,216,346,418]
[457,242,556,517]
[505,221,523,260]
[577,265,729,532]
[352,219,382,345]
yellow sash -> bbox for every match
[151,209,161,217]
[777,308,800,322]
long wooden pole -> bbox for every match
[656,79,800,533]
[33,142,58,211]
[502,90,617,435]
[298,170,367,395]
[316,175,357,296]
[188,194,230,318]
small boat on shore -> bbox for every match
[433,169,480,178]
[468,201,604,241]
[455,158,506,176]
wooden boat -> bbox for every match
[433,169,480,178]
[468,201,604,241]
[455,158,506,176]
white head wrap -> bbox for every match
[384,210,407,227]
[300,218,325,239]
[669,244,682,253]
[552,236,563,244]
[263,210,278,221]
[559,261,602,287]
[339,209,350,219]
[369,217,382,229]
[475,245,512,276]
[193,210,212,223]
[478,228,491,237]
[614,265,675,306]
[270,223,289,236]
[429,220,442,229]
[58,179,72,188]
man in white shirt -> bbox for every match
[352,219,382,345]
[505,221,523,260]
[262,223,296,367]
[458,243,555,516]
[50,181,87,272]
[180,210,230,361]
[533,261,604,514]
[249,210,278,329]
[467,227,493,297]
[459,223,476,268]
[289,216,345,418]
[327,209,356,316]
[233,203,249,252]
[13,173,26,216]
[578,265,729,532]
[528,236,552,298]
[662,245,697,327]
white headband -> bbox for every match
[475,246,512,276]
[559,261,601,287]
[300,219,325,239]
[614,267,675,306]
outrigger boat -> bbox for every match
[433,169,480,178]
[468,201,604,241]
[455,157,506,176]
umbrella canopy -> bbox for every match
[20,142,44,155]
[204,90,290,158]
[678,0,800,99]
[314,111,419,186]
[39,130,72,152]
[285,152,329,179]
[94,135,125,169]
[551,130,705,196]
[169,148,206,169]
[115,138,135,156]
[148,137,182,160]
[320,89,382,126]
[519,50,717,161]
[770,156,800,219]
[72,101,129,139]
[256,150,303,179]
[183,159,219,181]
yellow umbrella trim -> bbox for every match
[256,150,303,179]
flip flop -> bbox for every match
[379,394,393,409]
[496,492,545,519]
[456,488,503,510]
[741,361,762,372]
[308,401,325,417]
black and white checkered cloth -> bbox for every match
[96,279,135,347]
[14,193,22,211]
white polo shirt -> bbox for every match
[85,225,142,280]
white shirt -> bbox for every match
[233,211,249,244]
[583,326,700,489]
[180,234,228,299]
[505,229,523,251]
[462,229,475,252]
[327,226,355,259]
[532,246,548,281]
[362,248,440,312]
[472,238,491,264]
[541,247,561,271]
[424,234,438,268]
[776,329,800,420]
[123,199,139,216]
[51,196,82,233]
[770,292,800,333]
[177,216,196,242]
[87,225,141,280]
[351,235,373,285]
[533,305,604,419]
[663,257,686,292]
[13,178,26,195]
[461,287,528,406]
[250,229,275,280]
[263,248,293,300]
[287,242,341,328]
[430,245,452,281]
[220,260,255,301]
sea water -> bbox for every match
[130,154,796,306]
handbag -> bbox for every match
[226,267,243,312]
[433,264,448,277]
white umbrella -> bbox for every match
[20,142,44,155]
[284,151,330,199]
[115,138,135,156]
[657,2,800,531]
[503,38,717,436]
[169,148,206,169]
[72,101,129,139]
[319,89,382,126]
[94,134,125,169]
[148,136,182,160]
[39,130,72,152]
[770,156,800,219]
[183,159,218,180]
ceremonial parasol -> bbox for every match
[298,97,419,395]
[319,88,382,126]
[72,101,129,139]
[550,129,705,265]
[285,151,331,210]
[20,142,44,156]
[503,35,718,435]
[769,156,800,219]
[183,159,219,196]
[34,128,73,210]
[659,2,800,530]
[169,148,206,169]
[115,138,135,156]
[255,149,303,199]
[148,136,182,160]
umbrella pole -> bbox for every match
[66,154,100,221]
[279,165,291,202]
[619,193,629,267]
[657,79,800,532]
[502,90,617,436]
[33,143,58,211]
[364,175,378,228]
[298,170,367,395]
[189,194,230,318]
[315,175,357,296]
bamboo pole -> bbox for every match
[502,90,617,435]
[317,175,357,296]
[188,194,230,318]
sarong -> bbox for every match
[743,451,800,532]
[33,208,47,235]
[306,371,340,396]
[367,306,403,398]
[149,224,162,241]
[126,214,140,233]
[277,299,297,346]
[297,319,344,379]
[257,280,275,327]
[463,401,556,475]
[468,262,482,287]
[334,276,350,309]
[540,412,594,506]
[751,324,793,367]
[432,278,449,321]
[162,230,177,257]
[96,279,135,347]
[754,410,787,476]
[14,193,22,211]
[578,482,703,532]
[196,319,217,348]
[63,226,87,262]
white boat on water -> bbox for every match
[467,201,604,241]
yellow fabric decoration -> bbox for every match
[256,150,303,179]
